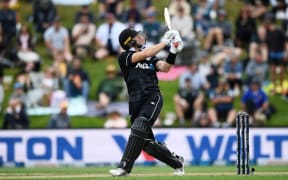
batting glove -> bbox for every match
[162,30,180,45]
[170,36,184,54]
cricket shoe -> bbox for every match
[109,168,129,177]
[173,155,185,176]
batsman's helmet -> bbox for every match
[119,28,138,50]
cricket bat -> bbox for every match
[164,7,179,48]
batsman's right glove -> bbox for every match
[162,30,181,45]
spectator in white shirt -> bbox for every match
[72,14,96,58]
[94,13,126,60]
[104,110,127,128]
[44,17,72,62]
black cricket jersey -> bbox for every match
[118,50,160,102]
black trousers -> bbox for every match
[129,93,163,139]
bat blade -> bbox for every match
[164,7,172,30]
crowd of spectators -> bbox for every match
[0,0,287,129]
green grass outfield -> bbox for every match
[0,165,288,180]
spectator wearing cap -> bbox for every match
[72,14,96,58]
[74,5,95,23]
[96,64,123,109]
[0,0,17,55]
[10,82,27,105]
[204,8,232,51]
[3,98,29,129]
[94,13,125,59]
[47,101,71,129]
[143,10,161,45]
[32,0,57,34]
[104,110,127,128]
[241,79,270,126]
[44,16,73,62]
[208,78,236,128]
[171,6,195,42]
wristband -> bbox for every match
[166,52,177,64]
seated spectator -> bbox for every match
[94,13,125,60]
[143,10,161,45]
[132,0,155,18]
[241,79,270,126]
[104,110,127,128]
[47,101,70,129]
[65,58,90,100]
[16,71,33,93]
[235,7,257,48]
[208,78,236,128]
[72,15,96,58]
[124,1,143,32]
[193,0,212,36]
[223,53,243,96]
[245,49,268,86]
[44,17,72,62]
[3,98,29,129]
[74,5,95,23]
[271,0,288,20]
[98,0,124,19]
[173,78,205,126]
[244,0,269,19]
[32,0,57,34]
[96,64,123,109]
[10,82,27,105]
[168,0,191,17]
[0,0,17,58]
[26,67,59,107]
[179,62,210,91]
[198,51,219,91]
[204,9,232,51]
[171,6,195,42]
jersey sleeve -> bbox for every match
[119,51,134,68]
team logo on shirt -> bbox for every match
[135,62,155,70]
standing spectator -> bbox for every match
[235,7,257,48]
[65,58,90,100]
[143,10,161,44]
[47,101,70,129]
[173,78,205,125]
[245,50,269,86]
[223,53,243,96]
[96,64,123,109]
[72,15,96,58]
[208,79,236,128]
[94,13,125,60]
[264,13,288,94]
[3,98,29,129]
[241,79,270,126]
[171,6,195,42]
[32,0,57,34]
[104,110,127,128]
[204,9,232,51]
[74,5,95,23]
[98,0,124,19]
[0,0,17,56]
[44,17,72,62]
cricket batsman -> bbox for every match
[109,28,185,176]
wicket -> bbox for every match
[236,112,250,175]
